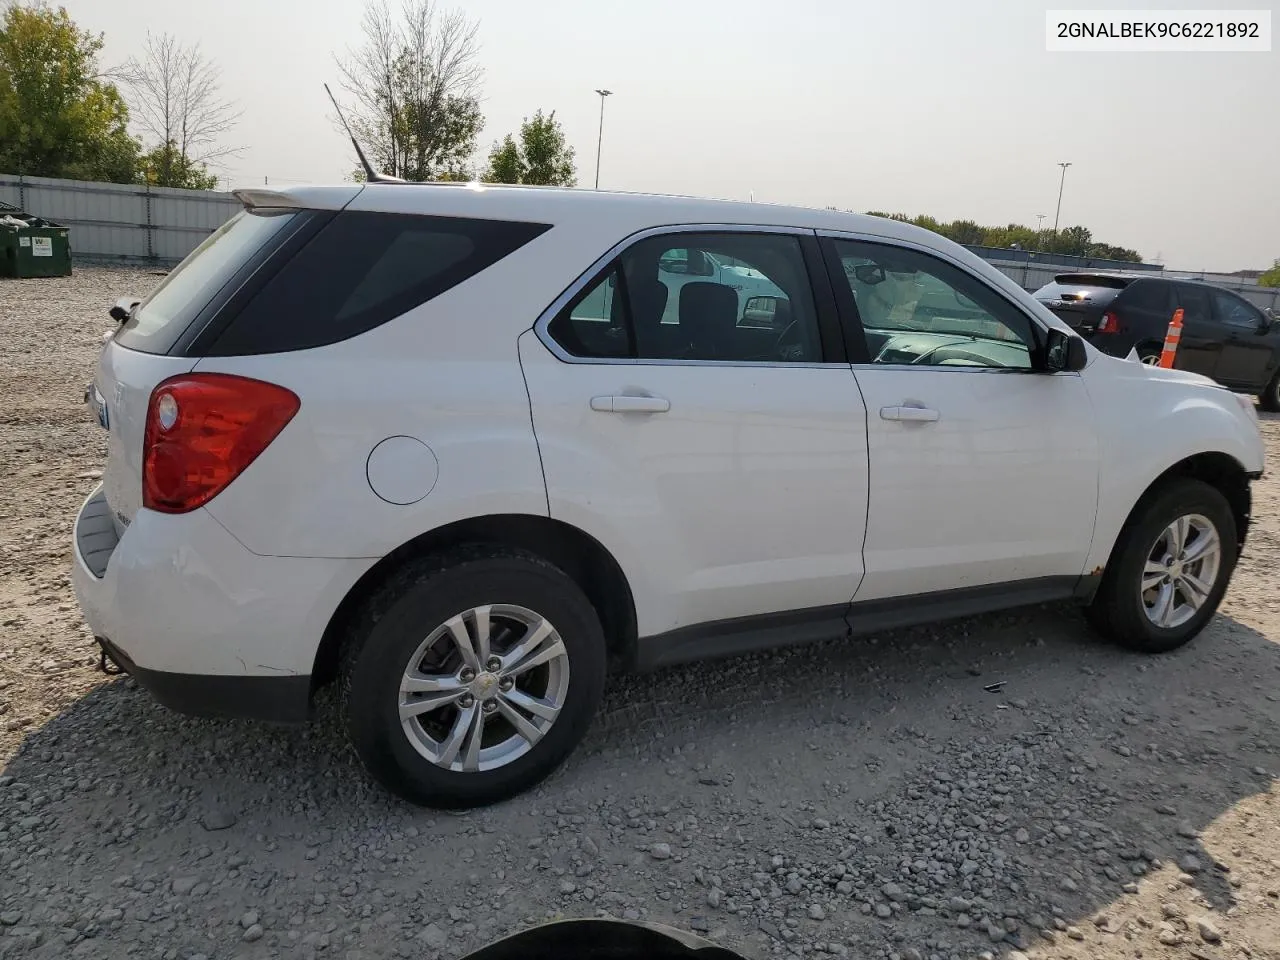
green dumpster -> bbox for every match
[0,202,72,278]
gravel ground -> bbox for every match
[2,266,1279,960]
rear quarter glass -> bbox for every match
[205,212,551,356]
[113,210,301,355]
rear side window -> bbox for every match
[1117,279,1174,313]
[1177,284,1213,320]
[208,212,550,355]
[115,209,301,354]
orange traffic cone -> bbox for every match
[1158,308,1184,368]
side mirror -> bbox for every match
[741,295,781,326]
[1044,327,1088,372]
[688,249,715,277]
[853,264,886,285]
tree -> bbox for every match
[0,2,140,182]
[519,109,575,186]
[118,32,239,189]
[137,140,218,190]
[1050,225,1093,257]
[859,209,1143,263]
[484,133,523,184]
[483,109,576,186]
[1259,260,1280,288]
[338,0,483,182]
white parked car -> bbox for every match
[73,184,1265,808]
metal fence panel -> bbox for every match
[0,173,239,264]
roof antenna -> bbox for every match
[325,83,404,183]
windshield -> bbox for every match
[114,209,299,355]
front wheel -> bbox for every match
[1087,478,1237,653]
[1260,372,1280,412]
[340,548,607,808]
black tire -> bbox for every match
[1259,372,1280,412]
[1086,478,1237,653]
[339,547,607,808]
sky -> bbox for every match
[65,0,1278,271]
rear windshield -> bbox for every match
[114,209,299,354]
[206,212,551,355]
[1033,277,1127,306]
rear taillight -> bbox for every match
[143,373,300,514]
[1098,311,1121,334]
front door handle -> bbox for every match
[590,395,671,414]
[880,405,939,422]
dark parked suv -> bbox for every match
[1034,273,1280,410]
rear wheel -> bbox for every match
[1260,371,1280,412]
[340,548,607,808]
[1137,345,1163,366]
[1087,478,1236,653]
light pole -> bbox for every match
[593,89,612,190]
[1052,162,1072,234]
[1035,214,1046,232]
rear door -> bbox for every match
[1209,289,1276,389]
[1173,283,1223,378]
[521,227,869,638]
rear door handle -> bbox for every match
[590,395,671,414]
[880,405,939,422]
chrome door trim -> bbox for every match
[530,222,839,369]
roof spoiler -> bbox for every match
[232,188,307,210]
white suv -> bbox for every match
[73,184,1265,808]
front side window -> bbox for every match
[1211,290,1263,329]
[830,239,1035,369]
[548,232,825,363]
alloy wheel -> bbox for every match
[1140,513,1222,630]
[398,604,570,773]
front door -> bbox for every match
[1209,289,1276,389]
[822,236,1100,602]
[521,229,869,638]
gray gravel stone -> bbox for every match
[649,843,672,860]
[200,808,237,831]
[1195,916,1222,943]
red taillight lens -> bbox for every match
[143,373,300,514]
[1098,310,1121,334]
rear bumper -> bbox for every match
[71,484,374,722]
[97,637,312,722]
